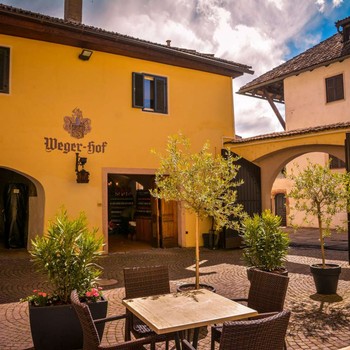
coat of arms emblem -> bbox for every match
[63,108,91,139]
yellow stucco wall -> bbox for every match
[0,34,235,249]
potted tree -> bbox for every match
[287,159,350,294]
[241,209,290,278]
[21,208,106,350]
[151,133,246,290]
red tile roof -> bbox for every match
[238,32,350,102]
[0,4,253,77]
[224,122,350,144]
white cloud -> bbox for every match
[333,0,343,7]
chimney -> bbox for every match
[64,0,83,23]
[336,17,350,43]
[166,40,171,47]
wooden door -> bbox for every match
[160,199,178,248]
[151,198,178,248]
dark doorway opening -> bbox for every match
[0,169,37,249]
[275,193,287,226]
[107,173,179,253]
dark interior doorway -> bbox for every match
[0,168,37,249]
[107,173,179,252]
[107,173,155,252]
[275,193,287,226]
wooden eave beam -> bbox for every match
[0,12,251,78]
[263,88,286,130]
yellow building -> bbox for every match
[0,2,252,252]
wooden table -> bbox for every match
[122,288,258,346]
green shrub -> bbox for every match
[29,208,103,304]
[242,209,289,272]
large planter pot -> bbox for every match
[202,232,216,249]
[29,297,108,350]
[247,267,288,281]
[310,263,341,295]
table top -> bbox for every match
[122,288,258,334]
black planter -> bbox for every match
[177,283,216,293]
[202,232,216,249]
[29,297,108,350]
[310,263,341,295]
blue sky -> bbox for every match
[1,0,349,136]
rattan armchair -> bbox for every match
[123,265,181,350]
[70,290,154,350]
[211,269,289,350]
[184,310,291,350]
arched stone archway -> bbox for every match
[0,167,45,250]
[255,144,345,210]
[226,124,350,213]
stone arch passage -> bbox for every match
[255,144,345,211]
[0,167,45,250]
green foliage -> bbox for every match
[29,208,103,304]
[151,133,246,231]
[287,159,350,266]
[242,210,290,272]
[151,133,246,288]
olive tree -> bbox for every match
[287,159,350,268]
[151,133,246,288]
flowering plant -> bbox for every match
[83,287,103,303]
[21,287,104,306]
[20,290,59,307]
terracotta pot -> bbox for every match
[29,297,108,350]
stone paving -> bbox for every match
[1,231,350,349]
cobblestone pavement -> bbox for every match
[1,238,350,349]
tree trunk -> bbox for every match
[195,214,200,289]
[317,208,326,268]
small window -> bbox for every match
[325,74,344,103]
[132,73,167,114]
[0,47,10,94]
[329,155,346,169]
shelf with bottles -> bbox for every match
[108,186,134,228]
[135,189,151,218]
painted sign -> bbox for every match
[44,138,107,154]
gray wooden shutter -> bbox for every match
[132,73,144,108]
[155,77,167,113]
[0,47,10,93]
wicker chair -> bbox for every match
[211,269,289,350]
[183,310,291,350]
[70,290,154,350]
[123,265,181,350]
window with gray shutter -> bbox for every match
[132,72,167,114]
[0,47,10,94]
[325,74,344,103]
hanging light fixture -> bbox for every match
[75,153,90,183]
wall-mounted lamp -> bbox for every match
[78,49,93,61]
[75,153,90,183]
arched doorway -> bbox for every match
[0,168,45,250]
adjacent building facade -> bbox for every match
[0,2,252,251]
[238,17,350,228]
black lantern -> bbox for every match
[75,153,89,183]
